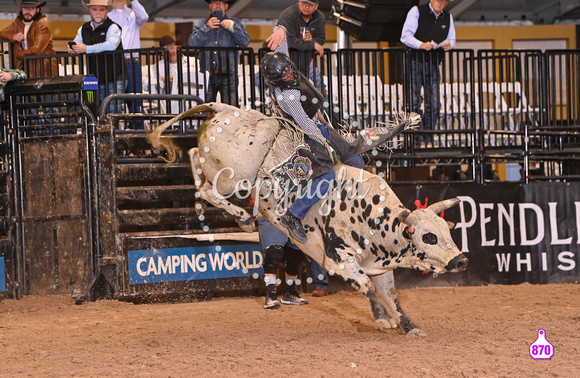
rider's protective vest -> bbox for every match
[290,73,325,119]
[270,71,325,120]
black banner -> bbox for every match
[391,182,580,288]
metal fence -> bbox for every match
[2,50,579,299]
[4,76,99,298]
[14,46,580,182]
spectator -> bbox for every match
[0,67,26,100]
[108,0,149,125]
[188,0,250,106]
[70,0,125,114]
[401,0,456,141]
[143,35,206,115]
[0,0,56,77]
[278,0,326,92]
[259,217,309,309]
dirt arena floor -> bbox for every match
[1,283,578,377]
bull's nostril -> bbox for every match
[447,255,468,272]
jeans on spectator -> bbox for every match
[99,79,126,115]
[207,72,238,106]
[126,60,143,129]
[410,59,440,133]
[311,260,329,290]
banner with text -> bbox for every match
[393,182,580,285]
[128,244,263,285]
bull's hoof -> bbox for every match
[237,216,255,232]
[375,318,397,330]
[405,328,427,337]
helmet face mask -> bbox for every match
[260,52,300,87]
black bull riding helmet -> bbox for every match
[260,52,300,87]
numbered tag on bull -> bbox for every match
[529,329,554,360]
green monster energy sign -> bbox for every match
[83,76,99,104]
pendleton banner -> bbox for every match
[392,182,580,287]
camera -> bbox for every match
[212,10,223,22]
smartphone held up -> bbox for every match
[212,10,223,21]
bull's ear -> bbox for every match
[447,220,455,229]
[427,198,461,214]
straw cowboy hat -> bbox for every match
[14,0,47,7]
[82,0,113,11]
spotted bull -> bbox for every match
[147,103,468,335]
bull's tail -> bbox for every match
[146,104,216,163]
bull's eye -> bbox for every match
[422,232,437,245]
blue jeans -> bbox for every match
[343,154,365,168]
[289,121,365,219]
[126,60,143,129]
[289,169,336,220]
[411,60,440,131]
[258,216,298,250]
[99,79,126,115]
[126,60,143,112]
[311,260,329,290]
[318,122,365,168]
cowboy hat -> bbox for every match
[159,35,176,48]
[204,0,237,4]
[82,0,113,11]
[14,0,47,7]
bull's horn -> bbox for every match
[427,198,461,215]
[398,209,419,226]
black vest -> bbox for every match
[414,4,451,44]
[269,72,325,120]
[291,72,325,119]
[81,18,124,83]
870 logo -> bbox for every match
[529,329,554,360]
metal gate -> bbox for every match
[6,75,98,297]
[0,100,14,299]
[89,103,266,302]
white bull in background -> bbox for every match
[147,102,468,335]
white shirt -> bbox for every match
[143,57,207,114]
[400,4,456,50]
[22,21,33,50]
[108,0,149,51]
